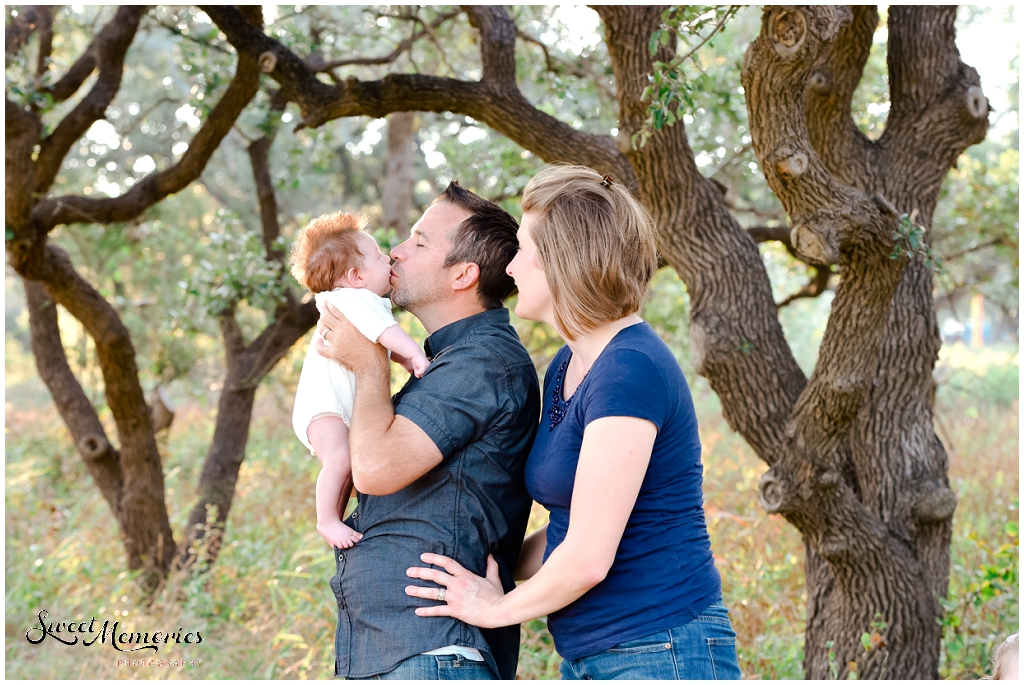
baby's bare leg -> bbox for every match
[307,416,362,549]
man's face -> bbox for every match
[389,202,470,313]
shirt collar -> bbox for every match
[423,308,510,359]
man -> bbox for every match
[314,182,540,680]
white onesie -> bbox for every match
[292,288,397,455]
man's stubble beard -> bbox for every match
[390,271,449,314]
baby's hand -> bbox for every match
[411,354,430,378]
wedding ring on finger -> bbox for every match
[437,588,446,602]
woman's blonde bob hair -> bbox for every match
[520,164,659,340]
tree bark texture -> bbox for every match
[200,5,991,677]
[382,111,419,240]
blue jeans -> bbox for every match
[559,602,742,680]
[348,654,496,680]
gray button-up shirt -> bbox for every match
[330,308,540,679]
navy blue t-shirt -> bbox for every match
[524,322,721,661]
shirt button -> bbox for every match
[338,553,345,562]
[351,512,358,519]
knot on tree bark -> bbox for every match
[790,223,839,265]
[758,468,787,513]
[258,51,277,73]
[965,85,988,119]
[769,9,807,59]
[776,151,809,181]
[79,433,112,461]
[912,486,958,523]
[808,68,831,94]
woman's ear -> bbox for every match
[449,262,481,293]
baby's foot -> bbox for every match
[317,520,363,549]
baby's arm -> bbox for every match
[377,325,429,377]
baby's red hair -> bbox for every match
[289,212,367,293]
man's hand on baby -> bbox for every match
[314,302,386,374]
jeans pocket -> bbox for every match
[606,631,673,655]
[707,637,742,680]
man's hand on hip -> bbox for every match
[314,301,388,376]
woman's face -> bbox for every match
[506,213,554,325]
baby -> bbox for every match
[290,212,429,548]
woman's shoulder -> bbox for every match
[598,323,681,376]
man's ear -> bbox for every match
[449,262,480,293]
[346,267,365,288]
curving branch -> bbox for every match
[34,6,147,195]
[202,5,633,181]
[30,27,261,234]
[776,265,832,309]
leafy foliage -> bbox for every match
[633,5,739,150]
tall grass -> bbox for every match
[4,340,1017,679]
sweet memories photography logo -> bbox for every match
[26,609,204,653]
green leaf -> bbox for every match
[860,632,872,650]
[649,30,661,56]
[1006,521,1018,537]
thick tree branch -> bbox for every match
[24,278,124,513]
[5,99,42,235]
[805,6,878,187]
[747,224,793,250]
[464,6,517,85]
[597,6,807,463]
[247,89,289,261]
[34,5,54,77]
[35,6,147,195]
[880,7,990,215]
[887,7,961,118]
[35,244,176,579]
[203,5,633,181]
[31,30,261,233]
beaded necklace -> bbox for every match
[548,354,590,430]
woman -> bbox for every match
[405,164,742,679]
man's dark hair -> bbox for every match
[434,181,520,310]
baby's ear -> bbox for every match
[346,267,364,287]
